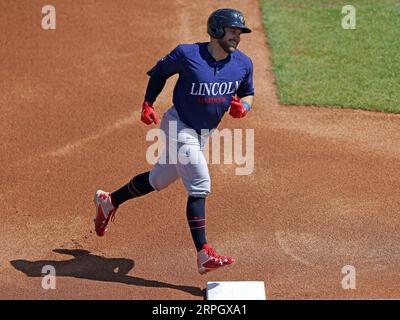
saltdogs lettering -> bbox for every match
[197,97,226,104]
[190,81,241,96]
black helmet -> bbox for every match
[207,8,252,39]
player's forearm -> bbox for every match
[144,73,168,103]
[240,95,254,111]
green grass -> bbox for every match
[260,0,400,112]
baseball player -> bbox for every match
[94,8,254,274]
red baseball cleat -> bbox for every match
[93,190,117,236]
[197,244,235,274]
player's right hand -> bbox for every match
[141,101,158,125]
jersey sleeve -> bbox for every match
[146,45,184,78]
[236,58,254,98]
[144,46,185,103]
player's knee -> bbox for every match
[187,179,211,198]
[149,170,174,191]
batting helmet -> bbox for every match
[207,8,252,39]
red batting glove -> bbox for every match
[141,101,158,125]
[229,96,247,118]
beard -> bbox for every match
[217,38,239,54]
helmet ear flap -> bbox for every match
[208,16,225,39]
[212,26,225,39]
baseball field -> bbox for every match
[1,0,399,300]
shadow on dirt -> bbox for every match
[10,248,203,297]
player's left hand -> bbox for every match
[229,96,248,118]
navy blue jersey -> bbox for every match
[146,42,254,133]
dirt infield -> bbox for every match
[1,0,399,299]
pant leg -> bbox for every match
[173,116,211,198]
[176,142,211,198]
[148,110,179,191]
